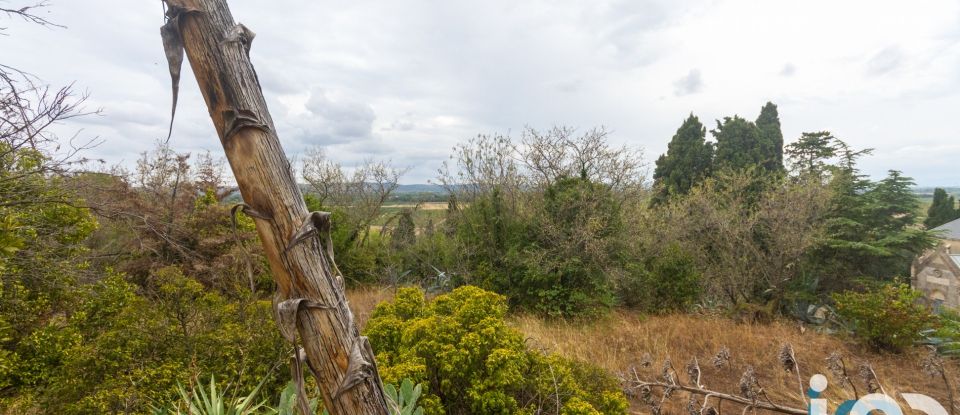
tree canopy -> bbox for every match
[925,187,960,229]
[652,114,714,204]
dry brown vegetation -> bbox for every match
[516,312,960,414]
[347,285,397,329]
[347,288,960,414]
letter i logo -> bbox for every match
[808,374,828,415]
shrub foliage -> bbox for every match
[833,283,937,351]
[365,286,629,415]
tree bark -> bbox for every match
[159,1,390,413]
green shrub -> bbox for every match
[455,179,622,317]
[833,282,937,351]
[619,244,701,312]
[8,270,288,414]
[364,286,628,415]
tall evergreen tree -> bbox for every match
[755,102,785,172]
[712,116,764,172]
[925,187,960,229]
[868,170,921,232]
[652,114,714,204]
[809,161,935,288]
[784,131,837,179]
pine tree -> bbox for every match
[755,102,785,172]
[868,170,920,231]
[784,131,837,178]
[925,188,960,229]
[810,164,935,287]
[712,116,764,172]
[652,114,714,204]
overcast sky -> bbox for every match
[4,0,960,185]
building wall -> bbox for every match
[944,238,960,254]
[914,254,959,309]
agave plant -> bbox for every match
[154,376,424,415]
[271,380,319,415]
[384,379,424,415]
[152,376,269,415]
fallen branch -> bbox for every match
[628,380,806,415]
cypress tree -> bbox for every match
[712,115,764,172]
[756,102,785,172]
[925,187,960,229]
[652,114,714,204]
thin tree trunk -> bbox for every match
[159,1,389,413]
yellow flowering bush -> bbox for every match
[365,286,628,415]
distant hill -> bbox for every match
[395,184,445,193]
[225,184,450,204]
[912,187,960,199]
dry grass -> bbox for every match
[381,202,449,210]
[348,289,960,414]
[347,285,396,328]
[513,312,960,414]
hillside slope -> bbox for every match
[348,288,957,414]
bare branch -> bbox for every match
[0,1,64,32]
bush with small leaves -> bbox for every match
[365,286,628,415]
[619,243,701,312]
[833,282,938,351]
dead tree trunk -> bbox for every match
[159,1,390,413]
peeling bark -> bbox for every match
[158,1,390,413]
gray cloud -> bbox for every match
[673,69,703,96]
[304,89,376,139]
[383,113,417,132]
[780,63,797,77]
[3,0,959,185]
[865,46,904,76]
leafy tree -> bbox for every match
[755,102,785,172]
[454,175,625,317]
[648,171,829,305]
[652,114,714,204]
[441,128,644,317]
[301,149,406,284]
[523,176,621,316]
[925,187,960,229]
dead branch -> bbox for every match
[0,1,64,32]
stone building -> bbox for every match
[912,218,960,310]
